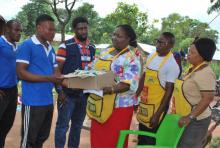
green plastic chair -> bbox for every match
[117,114,185,148]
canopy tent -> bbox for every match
[212,50,220,61]
[53,33,73,42]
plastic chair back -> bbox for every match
[155,114,184,147]
[117,114,184,148]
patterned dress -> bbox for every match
[98,47,142,108]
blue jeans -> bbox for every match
[55,93,87,148]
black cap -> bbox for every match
[193,38,216,62]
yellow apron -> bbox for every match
[171,62,207,116]
[86,47,128,123]
[137,52,172,128]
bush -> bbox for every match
[210,63,220,79]
[208,137,220,148]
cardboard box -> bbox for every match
[65,71,115,90]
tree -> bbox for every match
[16,0,52,37]
[70,3,103,43]
[160,13,218,51]
[99,2,152,44]
[141,19,160,45]
[41,0,78,42]
[208,0,220,14]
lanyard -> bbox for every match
[77,43,91,70]
[183,61,207,80]
[77,44,90,57]
[102,47,129,61]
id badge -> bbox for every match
[81,56,91,61]
[86,56,91,61]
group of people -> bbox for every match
[0,13,217,148]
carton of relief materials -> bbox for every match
[64,70,115,90]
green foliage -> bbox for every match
[208,137,220,148]
[15,1,219,49]
[55,8,71,33]
[210,62,220,79]
[16,0,53,37]
[71,3,103,44]
[161,13,218,51]
[178,38,194,51]
[208,0,220,14]
[143,23,160,45]
[100,2,152,44]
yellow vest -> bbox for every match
[86,47,128,123]
[137,52,172,128]
[171,62,207,116]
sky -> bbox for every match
[0,0,219,48]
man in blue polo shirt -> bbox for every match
[55,16,96,148]
[0,19,22,148]
[16,14,62,148]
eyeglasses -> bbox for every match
[154,39,168,46]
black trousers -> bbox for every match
[0,86,17,148]
[138,123,159,145]
[20,104,53,148]
[138,107,169,145]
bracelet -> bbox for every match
[189,114,196,121]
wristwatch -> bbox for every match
[189,114,196,121]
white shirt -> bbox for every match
[146,51,180,87]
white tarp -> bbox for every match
[53,33,72,42]
[213,50,220,61]
[94,43,156,54]
[137,43,156,54]
[95,44,110,50]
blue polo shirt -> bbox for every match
[0,36,17,88]
[16,35,58,106]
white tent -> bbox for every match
[53,33,73,42]
[138,44,220,62]
[137,43,156,54]
[95,44,110,50]
[212,50,220,61]
[94,42,156,54]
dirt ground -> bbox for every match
[5,105,137,148]
[5,106,92,148]
[4,98,220,148]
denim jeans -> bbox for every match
[55,93,87,148]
